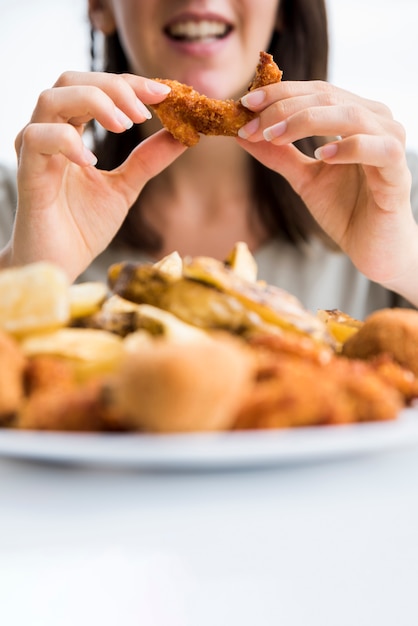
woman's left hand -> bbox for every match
[237,80,418,305]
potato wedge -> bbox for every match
[20,328,124,381]
[69,281,108,319]
[317,309,363,350]
[152,250,183,279]
[224,241,258,282]
[0,262,70,336]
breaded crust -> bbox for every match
[111,335,255,433]
[151,51,283,146]
[342,308,418,376]
[0,331,26,420]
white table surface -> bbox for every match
[1,437,418,626]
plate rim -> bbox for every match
[0,407,417,469]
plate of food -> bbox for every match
[2,243,418,469]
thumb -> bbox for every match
[115,129,187,190]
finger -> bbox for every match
[54,71,171,113]
[114,129,188,192]
[314,134,410,186]
[122,74,173,103]
[32,84,152,132]
[239,103,350,144]
[241,80,393,119]
[261,104,396,146]
[240,93,334,141]
[239,85,395,143]
[18,123,97,174]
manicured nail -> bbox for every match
[263,120,287,142]
[147,80,172,95]
[136,99,152,119]
[115,106,134,129]
[238,117,260,139]
[83,146,97,166]
[241,90,266,109]
[314,143,338,160]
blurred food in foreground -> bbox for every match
[317,308,364,351]
[1,242,418,433]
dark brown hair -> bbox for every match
[90,0,330,253]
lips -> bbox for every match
[165,19,232,43]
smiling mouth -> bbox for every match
[165,20,232,43]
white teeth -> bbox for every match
[168,20,229,41]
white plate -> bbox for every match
[1,408,418,469]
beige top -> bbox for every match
[2,152,418,321]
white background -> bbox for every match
[0,0,417,167]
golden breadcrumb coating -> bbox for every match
[0,331,26,421]
[151,51,283,146]
[343,308,418,376]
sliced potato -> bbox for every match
[225,241,258,282]
[129,303,210,345]
[101,294,143,314]
[317,309,363,350]
[183,256,331,342]
[152,250,183,279]
[102,296,209,343]
[0,262,70,336]
[20,328,124,381]
[69,281,108,319]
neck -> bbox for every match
[138,136,268,260]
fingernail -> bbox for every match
[136,99,152,120]
[263,120,287,142]
[83,146,97,166]
[147,80,171,95]
[115,106,134,129]
[241,90,266,109]
[238,117,260,139]
[314,143,338,160]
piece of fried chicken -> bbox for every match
[343,308,418,376]
[233,333,406,430]
[0,331,26,423]
[151,51,283,146]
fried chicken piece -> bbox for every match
[24,355,77,395]
[234,344,404,430]
[151,51,283,146]
[369,354,418,403]
[0,331,26,423]
[343,308,418,376]
[17,380,129,432]
[248,331,334,367]
[234,355,339,429]
[331,358,404,423]
[17,355,129,432]
[110,335,255,433]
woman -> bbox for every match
[1,0,417,319]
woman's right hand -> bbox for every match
[6,71,187,281]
